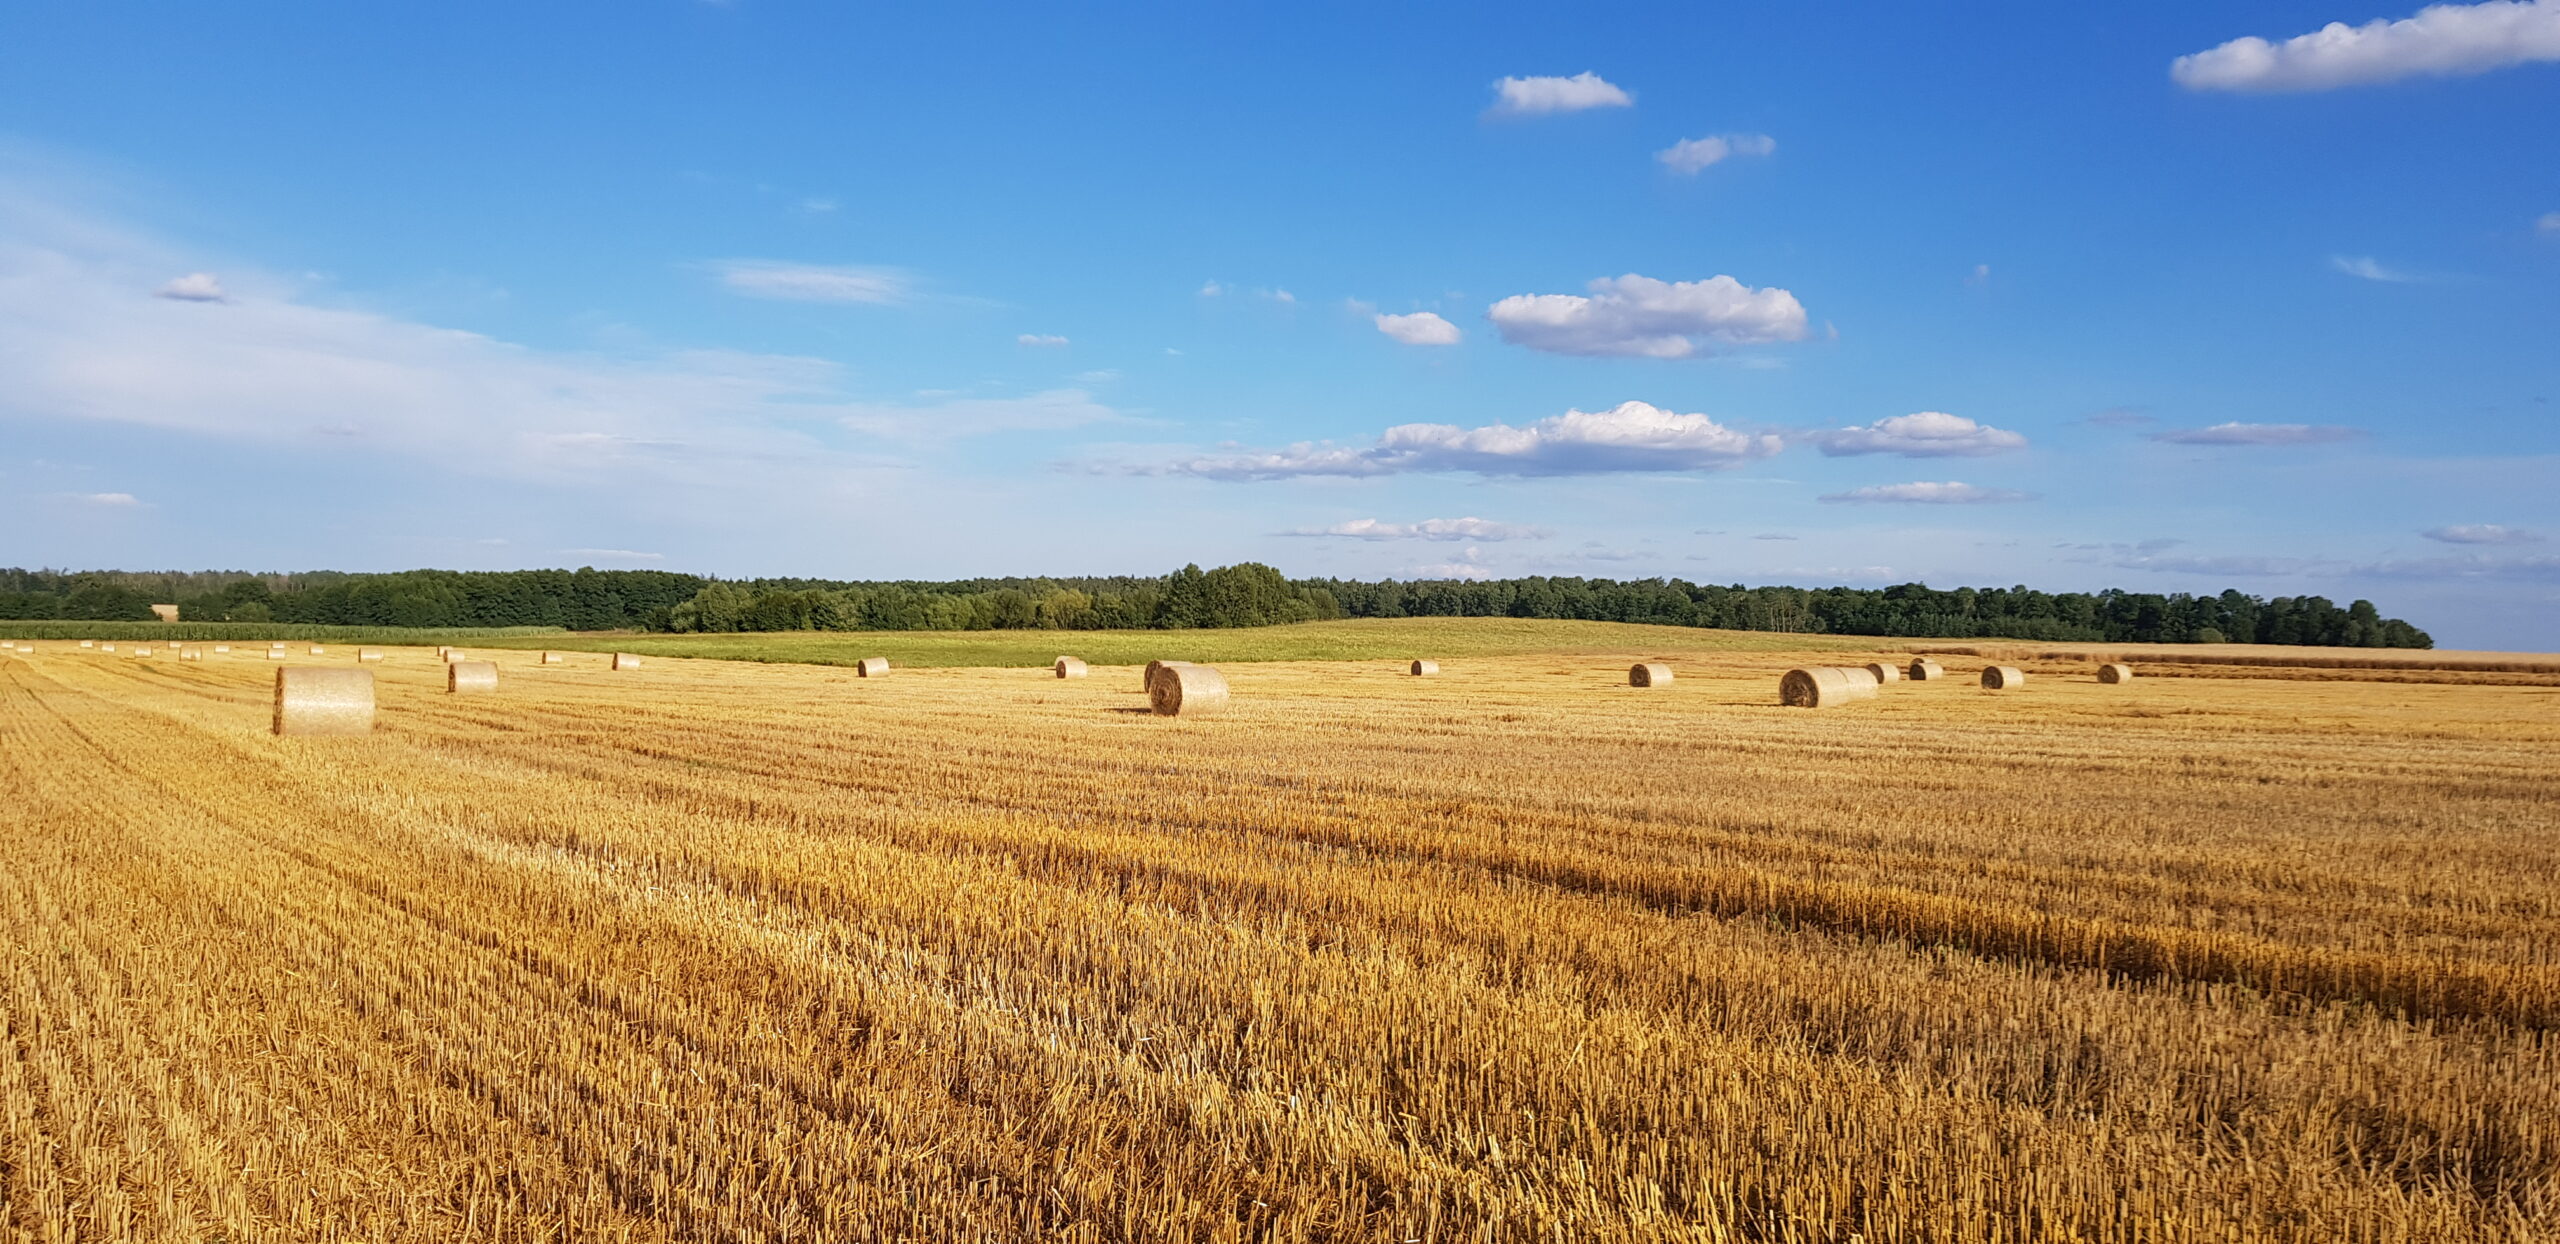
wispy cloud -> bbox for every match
[155,272,224,302]
[1280,516,1545,542]
[2330,254,2422,283]
[2356,553,2560,580]
[2422,523,2543,544]
[1487,71,1633,116]
[75,491,142,506]
[1487,273,1808,358]
[2173,0,2560,92]
[2114,553,2327,576]
[1819,481,2034,504]
[2538,211,2560,234]
[1128,400,1781,480]
[2151,422,2362,446]
[714,260,910,304]
[1655,133,1775,174]
[1374,311,1461,346]
[840,389,1123,443]
[1016,333,1069,347]
[1809,412,2026,458]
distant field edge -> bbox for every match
[0,621,569,642]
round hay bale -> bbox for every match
[1054,656,1088,679]
[2097,662,2134,684]
[443,650,471,664]
[540,651,564,664]
[100,644,116,653]
[612,652,643,671]
[274,667,374,737]
[357,647,385,663]
[133,647,152,658]
[308,646,325,656]
[854,656,887,677]
[1908,658,1945,680]
[1629,663,1673,688]
[213,644,230,654]
[1863,662,1901,684]
[1410,659,1439,676]
[1142,659,1193,692]
[1981,665,2026,690]
[447,660,498,694]
[1150,664,1229,717]
[180,649,202,662]
[266,647,287,660]
[435,646,451,658]
[1780,666,1881,708]
[79,640,94,649]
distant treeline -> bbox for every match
[0,565,2433,647]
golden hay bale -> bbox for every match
[1780,666,1882,708]
[435,646,451,658]
[2097,662,2135,684]
[1981,665,2026,690]
[1142,658,1194,691]
[180,649,202,662]
[613,652,644,671]
[273,667,374,737]
[133,647,152,658]
[213,644,230,654]
[101,643,117,653]
[1410,659,1439,676]
[446,660,499,694]
[1150,663,1229,717]
[1054,656,1088,679]
[443,650,469,663]
[1909,658,1946,680]
[854,656,887,677]
[357,647,385,663]
[79,640,94,649]
[308,646,325,655]
[540,651,564,664]
[266,647,287,660]
[1629,663,1673,688]
[1864,662,1901,684]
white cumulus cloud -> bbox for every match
[715,260,910,304]
[2172,0,2560,91]
[2422,523,2543,544]
[155,272,225,302]
[1811,412,2027,457]
[1655,133,1775,174]
[1486,273,1809,358]
[1139,400,1781,479]
[1818,481,2034,504]
[1374,311,1462,346]
[2151,422,2363,445]
[1488,72,1633,116]
[1282,516,1545,542]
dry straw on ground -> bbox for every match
[270,666,374,736]
[1148,662,1230,716]
[613,653,643,671]
[1055,656,1088,679]
[1629,662,1673,687]
[1982,665,2026,690]
[2098,662,2135,684]
[1411,659,1439,676]
[1781,666,1882,708]
[447,660,499,695]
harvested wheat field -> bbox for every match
[4,628,2558,1242]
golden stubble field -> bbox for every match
[3,637,2556,1243]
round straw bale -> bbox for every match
[308,646,325,655]
[1908,658,1945,680]
[1629,663,1673,687]
[133,647,152,658]
[1981,665,2026,690]
[612,652,644,671]
[1149,663,1229,717]
[854,656,887,677]
[180,649,202,662]
[435,646,450,658]
[1410,659,1439,676]
[443,650,469,663]
[540,651,564,664]
[357,647,385,663]
[1054,656,1088,679]
[1780,666,1881,708]
[79,640,94,649]
[447,660,498,694]
[213,644,230,654]
[2097,662,2134,684]
[1142,659,1194,692]
[1863,661,1901,684]
[101,643,117,653]
[266,647,286,660]
[274,667,374,736]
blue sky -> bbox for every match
[2,1,2555,647]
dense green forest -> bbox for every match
[0,564,2433,647]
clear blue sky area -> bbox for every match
[3,2,2554,646]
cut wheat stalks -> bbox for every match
[447,660,499,695]
[613,653,644,672]
[272,666,374,736]
[2098,663,2135,684]
[1054,656,1088,679]
[1149,663,1229,717]
[1411,660,1440,677]
[1780,666,1882,708]
[1629,663,1673,688]
[1982,665,2027,690]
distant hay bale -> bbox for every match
[1981,665,2026,690]
[613,653,644,671]
[1629,663,1673,688]
[1410,659,1439,676]
[854,656,887,677]
[180,649,202,662]
[274,667,375,737]
[79,640,94,649]
[435,646,450,658]
[1909,658,1946,680]
[266,647,287,660]
[1149,663,1229,717]
[540,651,564,664]
[133,647,152,658]
[308,646,325,656]
[1054,656,1088,679]
[447,660,498,694]
[443,650,469,663]
[100,644,117,653]
[213,644,230,654]
[357,647,385,663]
[1864,662,1901,684]
[2097,662,2135,684]
[1780,666,1881,708]
[1142,659,1194,692]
